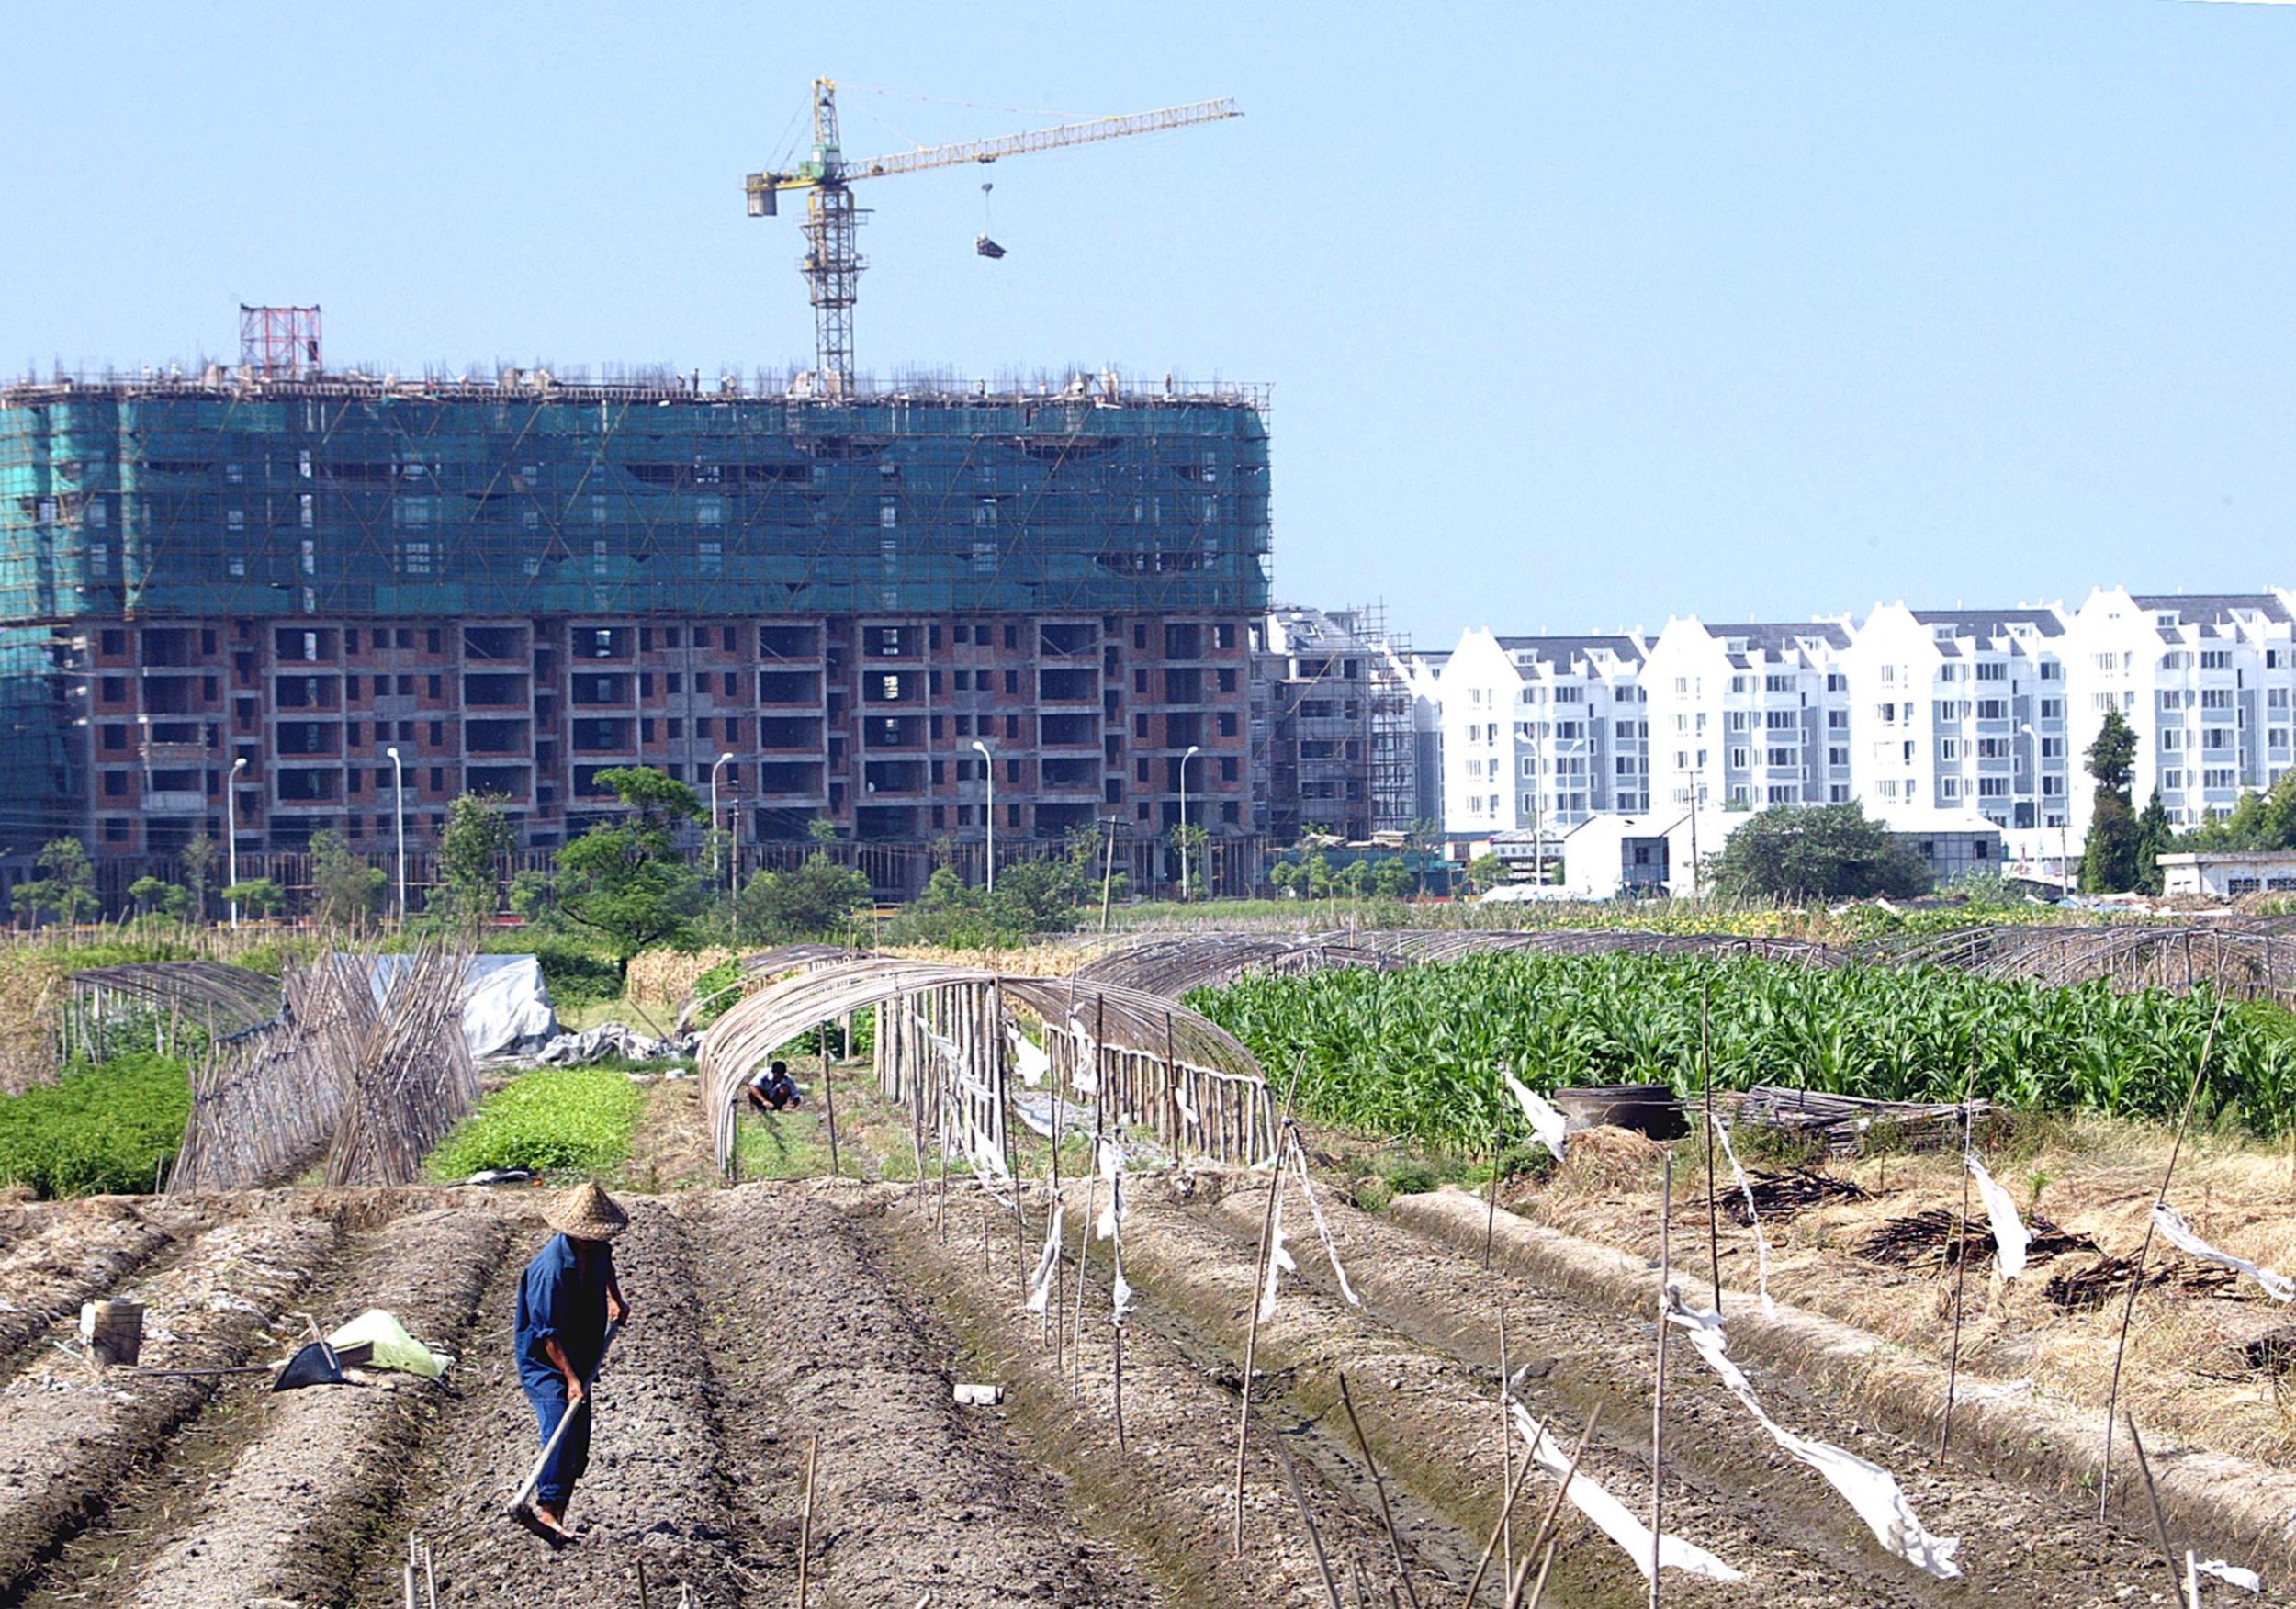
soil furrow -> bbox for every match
[117,1206,506,1608]
[0,1212,339,1595]
[1196,1175,2179,1606]
[690,1180,1164,1608]
[885,1182,1440,1609]
[388,1201,746,1607]
[0,1198,177,1373]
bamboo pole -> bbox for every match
[1507,1408,1601,1609]
[795,1434,819,1609]
[2126,1416,2184,1603]
[1499,1311,1514,1587]
[1274,1433,1346,1609]
[1700,981,1721,1317]
[1338,1372,1423,1609]
[1941,1033,1980,1459]
[1458,1443,1533,1607]
[2100,985,2229,1519]
[820,1022,839,1179]
[1232,1054,1307,1556]
[1649,1153,1671,1609]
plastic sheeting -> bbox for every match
[352,952,557,1061]
[328,1308,453,1378]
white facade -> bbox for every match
[1430,629,1646,841]
[1410,588,2296,883]
[1643,619,1852,816]
[2059,591,2296,834]
[2157,850,2296,899]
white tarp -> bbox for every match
[1965,1153,2029,1281]
[1508,1401,1745,1582]
[351,952,557,1060]
[1502,1064,1570,1161]
[2153,1203,2296,1303]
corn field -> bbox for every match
[1187,951,2296,1151]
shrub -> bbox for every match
[0,1053,190,1198]
[522,939,623,1010]
[426,1069,645,1178]
[1380,1158,1440,1196]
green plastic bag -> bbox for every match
[327,1309,453,1378]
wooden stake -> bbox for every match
[795,1433,819,1609]
[637,1558,651,1609]
[1338,1372,1424,1609]
[1700,982,1721,1318]
[1484,1121,1502,1268]
[1517,1540,1559,1609]
[1507,1408,1601,1609]
[2100,987,2228,1520]
[2126,1415,2184,1603]
[1274,1432,1346,1609]
[1113,1315,1128,1451]
[1649,1153,1672,1609]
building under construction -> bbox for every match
[0,333,1271,897]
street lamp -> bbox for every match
[1179,743,1202,901]
[384,747,406,926]
[226,756,248,928]
[971,739,995,892]
[710,751,735,882]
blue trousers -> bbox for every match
[522,1373,591,1506]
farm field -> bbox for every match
[0,1086,2275,1606]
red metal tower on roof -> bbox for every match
[238,305,321,377]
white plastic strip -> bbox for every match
[1025,1202,1064,1314]
[1008,1024,1051,1088]
[1508,1401,1745,1582]
[1667,1298,1962,1580]
[1258,1186,1298,1322]
[2196,1558,2263,1592]
[1501,1065,1570,1161]
[1175,1076,1200,1127]
[1707,1112,1776,1317]
[1965,1153,2029,1281]
[2154,1203,2296,1303]
[1289,1142,1362,1307]
[1068,1016,1100,1096]
[1096,1136,1127,1241]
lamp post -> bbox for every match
[226,755,248,928]
[712,751,736,934]
[971,740,995,891]
[384,747,406,926]
[1179,743,1202,901]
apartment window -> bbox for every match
[1938,738,1960,761]
[1764,674,1793,693]
[1729,748,1749,769]
[2201,688,2234,710]
[2205,768,2237,790]
[1975,662,2007,681]
[2202,650,2233,670]
[1765,747,1795,768]
[2040,698,2064,719]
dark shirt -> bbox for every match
[514,1232,613,1388]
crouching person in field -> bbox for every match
[514,1181,630,1544]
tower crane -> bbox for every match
[745,80,1240,398]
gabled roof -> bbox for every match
[1908,607,2065,640]
[1493,634,1647,667]
[2130,593,2292,627]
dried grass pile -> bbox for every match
[625,947,736,1008]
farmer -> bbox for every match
[747,1059,804,1113]
[514,1181,630,1543]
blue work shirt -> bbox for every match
[514,1233,613,1389]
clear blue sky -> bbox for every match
[6,2,2292,645]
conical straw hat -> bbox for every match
[546,1180,629,1242]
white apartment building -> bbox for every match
[1431,629,1647,842]
[1642,619,1852,815]
[1839,604,2072,839]
[2059,590,2296,835]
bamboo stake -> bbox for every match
[1507,1408,1601,1609]
[2099,985,2229,1520]
[1649,1153,1671,1609]
[1484,1123,1502,1269]
[820,1022,838,1179]
[1275,1430,1346,1609]
[2126,1415,2183,1603]
[795,1434,819,1609]
[1941,1032,1980,1459]
[1232,1053,1308,1557]
[1499,1311,1514,1588]
[1458,1443,1533,1607]
[2185,1550,2202,1609]
[1113,1313,1128,1452]
[1516,1541,1559,1609]
[1338,1372,1424,1609]
[637,1558,651,1609]
[1700,982,1721,1318]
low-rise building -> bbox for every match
[2156,849,2296,899]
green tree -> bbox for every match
[1337,858,1373,899]
[309,829,386,928]
[2080,710,2142,894]
[222,878,286,919]
[181,833,216,922]
[126,875,192,920]
[552,767,706,974]
[432,793,515,928]
[1707,802,1931,903]
[2178,769,2296,853]
[1268,860,1303,899]
[1465,852,1508,894]
[15,838,96,927]
[738,851,872,941]
[1168,821,1210,899]
[2134,789,2173,896]
[806,816,840,845]
[1372,858,1414,900]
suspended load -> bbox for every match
[974,235,1007,259]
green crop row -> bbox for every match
[426,1068,646,1179]
[1187,952,2296,1151]
[0,1053,191,1198]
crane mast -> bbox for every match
[746,80,1239,397]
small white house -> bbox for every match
[2156,850,2296,899]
